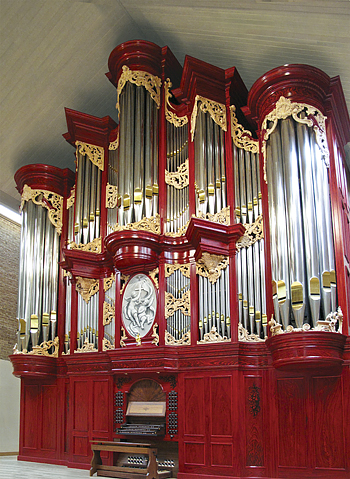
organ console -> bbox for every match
[10,40,350,479]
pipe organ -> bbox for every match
[11,42,350,479]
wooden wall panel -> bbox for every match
[277,377,307,468]
[41,385,57,451]
[92,379,110,434]
[312,375,345,470]
[73,380,89,432]
[184,377,205,436]
[184,442,205,465]
[244,375,264,467]
[211,443,233,467]
[210,376,232,437]
[23,384,39,450]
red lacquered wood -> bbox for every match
[114,271,121,349]
[158,258,166,347]
[159,78,166,234]
[61,249,113,279]
[15,164,75,198]
[10,354,57,379]
[266,332,347,371]
[70,284,78,353]
[98,278,104,352]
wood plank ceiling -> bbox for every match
[1,0,349,209]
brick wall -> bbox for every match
[0,215,20,360]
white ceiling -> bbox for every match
[1,0,350,210]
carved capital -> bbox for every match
[196,253,228,284]
[76,141,104,171]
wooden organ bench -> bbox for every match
[90,440,172,479]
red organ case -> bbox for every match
[11,40,350,479]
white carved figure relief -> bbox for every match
[122,274,157,337]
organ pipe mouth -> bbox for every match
[134,188,142,203]
[145,185,153,199]
[42,313,50,326]
[123,194,130,209]
[330,270,336,286]
[322,271,331,290]
[19,318,26,336]
[277,280,286,304]
[291,281,303,310]
[30,314,38,330]
[310,277,320,298]
[153,184,159,195]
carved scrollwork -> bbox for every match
[151,323,159,346]
[191,95,227,141]
[21,184,63,234]
[236,215,264,250]
[106,183,119,209]
[165,159,189,189]
[103,301,115,326]
[196,253,229,284]
[109,132,119,150]
[16,337,59,357]
[164,220,190,237]
[165,330,191,346]
[165,263,191,279]
[230,105,259,153]
[117,65,161,111]
[164,78,188,127]
[149,267,159,289]
[238,323,264,342]
[75,338,98,353]
[104,274,115,293]
[261,96,329,182]
[75,277,99,304]
[120,274,130,295]
[165,290,191,319]
[114,214,161,235]
[197,206,230,225]
[69,237,102,253]
[76,141,104,171]
[198,326,230,344]
[102,338,114,351]
[120,326,127,348]
[67,186,75,210]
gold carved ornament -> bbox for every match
[114,214,161,235]
[191,95,227,142]
[106,183,119,209]
[197,206,230,225]
[196,253,229,284]
[165,159,189,189]
[149,268,159,289]
[102,338,114,351]
[165,290,191,319]
[76,141,104,171]
[151,323,159,346]
[120,274,130,295]
[120,326,127,347]
[164,219,190,238]
[164,78,188,127]
[104,274,115,293]
[165,330,191,346]
[69,237,102,253]
[103,301,115,326]
[261,96,329,182]
[165,263,191,279]
[116,65,161,111]
[66,186,75,210]
[21,184,63,235]
[198,326,230,344]
[236,215,264,250]
[109,131,119,150]
[75,338,98,353]
[238,323,264,342]
[230,105,259,153]
[14,337,59,357]
[75,277,99,304]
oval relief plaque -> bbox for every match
[122,274,157,338]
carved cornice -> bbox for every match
[196,253,228,284]
[75,277,99,303]
[106,183,119,209]
[261,96,329,182]
[21,184,63,235]
[236,215,264,250]
[238,323,264,342]
[69,237,102,254]
[196,206,230,226]
[165,159,189,189]
[165,330,191,346]
[230,105,259,153]
[76,141,104,171]
[117,65,161,111]
[114,214,161,235]
[191,95,227,141]
[164,78,188,127]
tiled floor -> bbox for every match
[0,456,89,479]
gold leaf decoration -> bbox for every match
[114,214,160,235]
[104,274,115,292]
[76,141,104,171]
[102,338,114,350]
[198,326,230,344]
[120,326,127,348]
[238,323,264,342]
[236,215,264,250]
[106,183,119,209]
[164,78,188,127]
[196,206,230,225]
[67,186,75,210]
[191,95,227,141]
[75,338,98,353]
[69,237,102,253]
[151,323,159,346]
[165,263,191,279]
[75,277,99,303]
[120,274,130,295]
[117,65,161,111]
[22,337,59,357]
[109,132,119,150]
[103,301,115,326]
[165,159,189,189]
[149,268,159,289]
[165,290,191,319]
[164,220,190,237]
[21,184,63,235]
[230,105,259,153]
[196,253,229,284]
[165,330,191,346]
